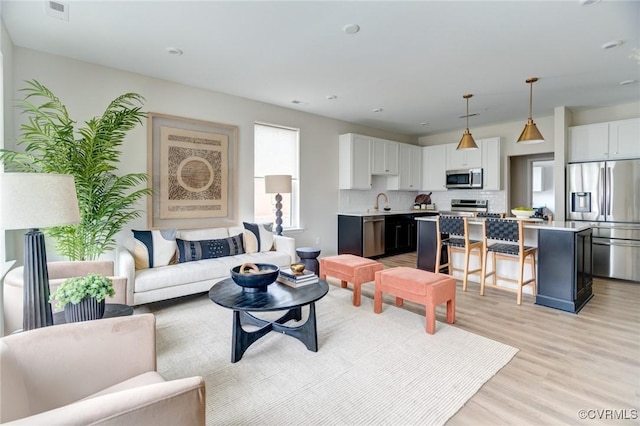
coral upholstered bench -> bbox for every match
[319,254,383,307]
[374,267,456,334]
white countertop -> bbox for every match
[415,216,593,232]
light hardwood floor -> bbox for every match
[367,252,640,425]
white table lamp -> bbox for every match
[0,173,80,330]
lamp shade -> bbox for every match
[264,175,292,194]
[0,173,81,230]
[456,93,479,151]
[517,119,545,144]
[456,130,478,150]
[517,77,544,144]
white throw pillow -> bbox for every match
[242,222,274,254]
[132,229,177,269]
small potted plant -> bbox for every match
[49,273,116,323]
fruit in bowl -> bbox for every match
[511,207,534,218]
[230,263,279,292]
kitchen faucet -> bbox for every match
[374,192,389,211]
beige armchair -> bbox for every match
[0,314,205,425]
[3,261,130,335]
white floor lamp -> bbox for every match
[264,175,291,236]
[0,173,80,330]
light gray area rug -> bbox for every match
[147,286,518,426]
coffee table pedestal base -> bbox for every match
[232,303,318,363]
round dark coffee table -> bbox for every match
[53,303,134,325]
[296,247,321,275]
[209,278,329,362]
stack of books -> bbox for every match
[277,268,319,288]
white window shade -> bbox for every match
[254,123,299,228]
[254,124,299,178]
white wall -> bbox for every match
[1,12,15,335]
[570,102,639,126]
[7,47,417,262]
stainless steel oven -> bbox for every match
[446,168,483,189]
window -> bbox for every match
[254,123,299,229]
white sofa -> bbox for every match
[117,226,296,306]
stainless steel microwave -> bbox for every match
[445,168,483,189]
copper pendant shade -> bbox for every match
[517,77,545,144]
[456,94,478,150]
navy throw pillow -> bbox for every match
[177,234,245,263]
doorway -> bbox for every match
[509,154,555,215]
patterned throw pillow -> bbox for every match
[242,222,274,254]
[176,234,245,263]
[132,229,177,269]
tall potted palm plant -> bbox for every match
[0,80,152,260]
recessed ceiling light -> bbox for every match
[619,79,637,86]
[343,24,360,35]
[326,95,338,100]
[579,0,601,6]
[291,100,309,106]
[601,40,623,50]
[372,108,383,113]
[420,122,429,126]
[166,47,183,56]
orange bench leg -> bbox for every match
[426,305,437,334]
[447,298,456,324]
[374,287,383,314]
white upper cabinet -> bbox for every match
[480,137,501,190]
[388,144,421,190]
[568,122,610,162]
[568,119,639,162]
[608,118,640,160]
[371,138,399,175]
[339,133,372,190]
[421,144,447,191]
[446,141,482,170]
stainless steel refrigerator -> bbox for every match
[567,159,640,282]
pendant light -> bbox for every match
[517,77,545,144]
[456,93,478,150]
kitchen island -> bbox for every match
[416,217,594,313]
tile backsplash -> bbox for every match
[338,176,419,212]
[339,176,507,214]
[429,190,506,213]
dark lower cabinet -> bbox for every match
[385,215,413,255]
[537,228,593,313]
[338,215,364,256]
[339,212,437,259]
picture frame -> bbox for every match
[147,113,238,229]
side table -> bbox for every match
[296,247,321,275]
[53,303,134,325]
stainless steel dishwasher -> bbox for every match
[362,216,385,257]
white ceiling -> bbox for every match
[2,0,639,137]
